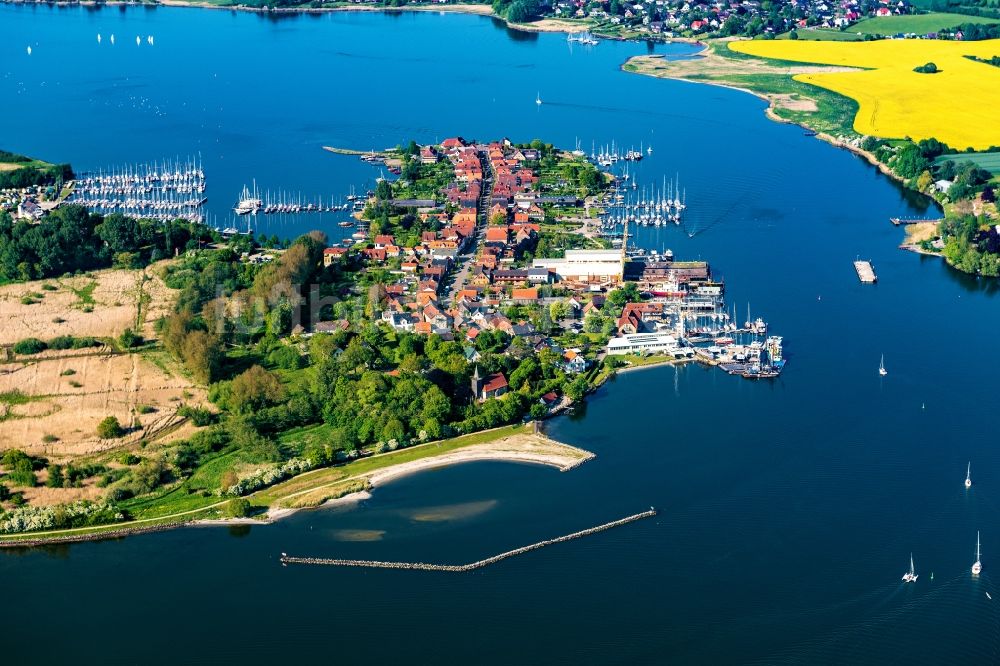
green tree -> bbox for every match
[2,450,36,487]
[566,376,589,402]
[181,330,222,384]
[607,282,639,308]
[224,498,253,518]
[118,327,142,349]
[229,365,286,414]
[916,170,934,192]
[96,416,124,439]
[549,300,570,322]
[46,464,64,488]
[375,179,393,201]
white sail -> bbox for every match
[973,531,982,576]
[902,553,918,582]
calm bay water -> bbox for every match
[3,6,1000,663]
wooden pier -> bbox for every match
[854,260,877,283]
[280,508,657,572]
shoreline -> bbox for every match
[2,0,694,44]
[0,426,594,547]
[620,45,915,191]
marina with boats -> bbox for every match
[68,155,207,223]
[615,247,787,380]
[597,175,687,239]
[233,180,364,217]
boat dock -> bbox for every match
[854,260,877,283]
[280,509,657,572]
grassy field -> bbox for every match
[777,28,864,41]
[933,151,1000,176]
[851,12,999,34]
[908,0,1000,17]
[730,38,1000,149]
[0,150,51,172]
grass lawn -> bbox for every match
[617,354,684,368]
[851,12,999,34]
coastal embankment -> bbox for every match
[281,508,657,571]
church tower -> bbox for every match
[471,365,483,401]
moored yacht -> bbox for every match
[234,182,262,215]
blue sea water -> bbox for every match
[3,5,999,663]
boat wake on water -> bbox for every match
[750,572,1000,664]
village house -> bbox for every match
[323,247,349,267]
[16,199,44,221]
[563,349,589,374]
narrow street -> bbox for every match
[444,147,493,306]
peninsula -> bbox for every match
[0,135,782,542]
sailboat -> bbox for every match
[879,354,887,376]
[966,461,973,489]
[973,531,982,576]
[26,45,32,56]
[97,33,102,44]
[535,91,542,106]
[110,33,115,45]
[902,553,918,583]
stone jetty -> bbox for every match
[280,508,657,572]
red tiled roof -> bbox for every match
[511,288,538,301]
[482,372,508,393]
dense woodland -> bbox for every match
[0,205,213,282]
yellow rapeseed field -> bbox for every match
[729,38,1000,150]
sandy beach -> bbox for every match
[191,430,594,528]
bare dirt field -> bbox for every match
[0,263,175,346]
[0,352,205,458]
